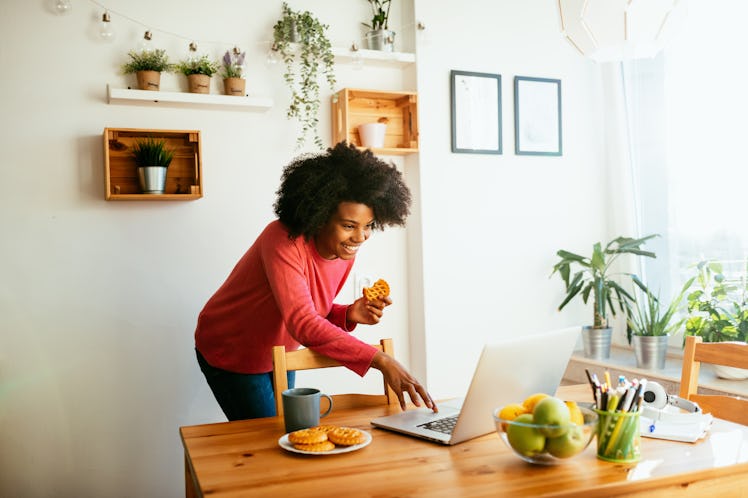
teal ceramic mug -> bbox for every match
[282,387,333,433]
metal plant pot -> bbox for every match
[364,29,396,52]
[632,335,669,370]
[138,166,168,194]
[581,326,612,359]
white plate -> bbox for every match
[278,429,372,455]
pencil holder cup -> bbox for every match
[594,409,641,463]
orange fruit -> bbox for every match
[565,401,584,426]
[498,403,528,422]
[522,393,550,412]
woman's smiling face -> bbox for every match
[314,202,375,260]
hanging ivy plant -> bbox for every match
[272,2,336,149]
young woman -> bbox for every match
[195,142,436,420]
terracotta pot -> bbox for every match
[223,77,246,96]
[135,70,161,91]
[187,74,211,94]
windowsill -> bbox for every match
[564,345,748,398]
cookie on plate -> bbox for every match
[328,427,367,446]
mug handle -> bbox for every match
[320,393,333,418]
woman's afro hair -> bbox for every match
[274,142,412,239]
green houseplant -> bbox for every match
[626,277,693,369]
[684,260,748,379]
[362,0,395,51]
[175,54,220,94]
[130,137,174,194]
[122,48,172,91]
[551,234,658,359]
[272,2,336,149]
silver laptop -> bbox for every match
[370,326,579,445]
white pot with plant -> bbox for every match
[551,235,658,359]
[363,0,395,52]
[684,260,748,379]
[627,277,693,370]
[121,48,172,91]
[130,137,174,194]
[272,2,335,149]
[221,47,246,96]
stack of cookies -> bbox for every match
[288,425,367,452]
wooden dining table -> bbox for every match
[180,384,748,497]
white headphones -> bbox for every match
[641,381,702,421]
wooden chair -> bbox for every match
[679,335,748,425]
[272,338,398,417]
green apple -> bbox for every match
[506,413,546,457]
[545,424,587,458]
[532,397,571,437]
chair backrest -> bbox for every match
[679,335,748,425]
[272,338,397,417]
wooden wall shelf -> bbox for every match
[106,85,273,111]
[104,127,203,201]
[331,88,419,155]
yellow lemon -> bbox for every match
[522,393,550,412]
[498,403,528,422]
[565,401,584,426]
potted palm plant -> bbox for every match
[122,48,172,91]
[221,47,246,96]
[627,277,693,369]
[130,137,174,194]
[272,2,336,149]
[362,0,395,52]
[175,52,220,94]
[684,260,748,379]
[551,235,657,359]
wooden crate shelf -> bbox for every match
[104,127,203,201]
[331,88,418,155]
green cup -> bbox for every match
[593,409,641,463]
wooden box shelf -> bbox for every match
[331,88,418,155]
[103,127,203,201]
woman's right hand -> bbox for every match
[370,351,437,412]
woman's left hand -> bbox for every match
[347,296,392,325]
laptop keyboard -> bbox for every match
[418,415,458,435]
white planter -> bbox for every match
[358,123,387,148]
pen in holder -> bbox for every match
[594,408,641,463]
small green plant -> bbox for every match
[363,0,392,30]
[551,235,658,329]
[684,260,748,343]
[272,2,336,149]
[122,49,172,73]
[175,54,220,76]
[221,48,246,79]
[130,137,174,168]
[626,277,694,344]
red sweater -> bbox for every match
[195,220,378,375]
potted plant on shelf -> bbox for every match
[130,137,174,194]
[272,2,336,149]
[362,0,395,52]
[175,52,220,94]
[221,47,246,96]
[551,234,658,359]
[684,260,748,379]
[626,277,693,370]
[122,48,172,91]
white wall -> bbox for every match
[0,1,604,496]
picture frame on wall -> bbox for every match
[450,70,502,154]
[514,76,562,156]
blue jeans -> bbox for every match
[196,349,295,421]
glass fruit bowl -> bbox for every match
[493,405,598,465]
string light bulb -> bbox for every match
[99,11,115,42]
[265,42,280,66]
[350,42,363,70]
[54,0,72,15]
[138,30,154,52]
